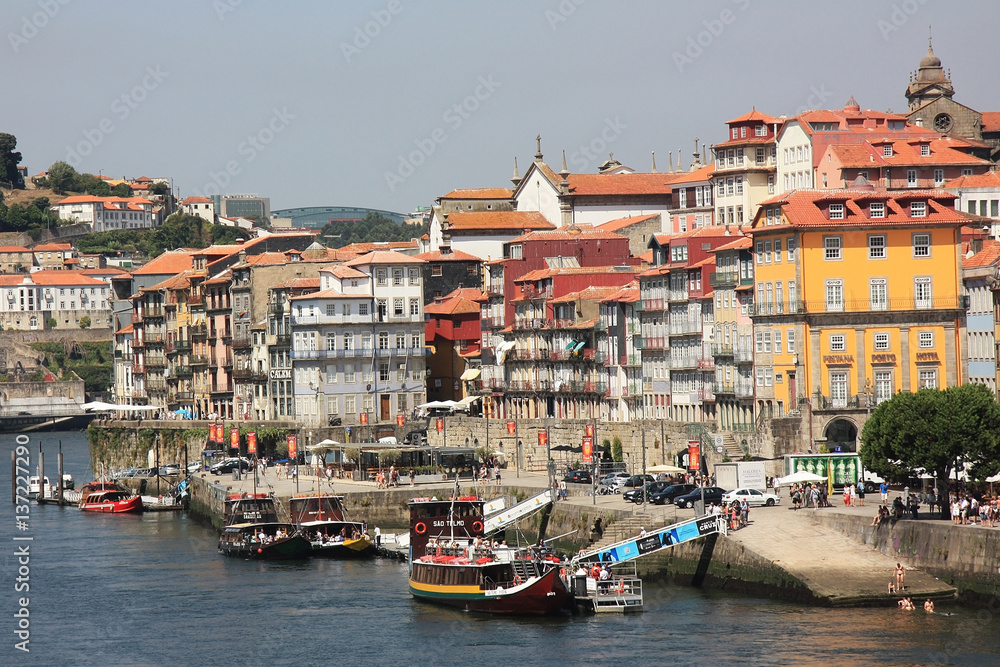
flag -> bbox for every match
[827,458,834,498]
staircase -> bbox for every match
[588,513,653,550]
[512,557,541,580]
[722,433,745,459]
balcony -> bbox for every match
[132,364,146,375]
[188,293,203,306]
[190,355,209,366]
[735,348,754,364]
[669,321,702,336]
[221,356,233,368]
[670,356,699,369]
[512,317,549,331]
[232,366,254,380]
[697,357,715,369]
[171,391,194,402]
[176,339,192,352]
[275,332,291,346]
[709,271,738,288]
[640,336,667,350]
[485,283,505,298]
[269,301,285,315]
[814,393,862,410]
[130,389,147,399]
[594,350,608,365]
[132,339,145,349]
[636,297,664,312]
[191,324,208,338]
[506,379,551,392]
[207,300,230,313]
[210,383,234,394]
[715,382,735,395]
[667,290,689,303]
[173,365,192,377]
[699,385,716,402]
[143,306,164,319]
[508,348,548,361]
[481,316,505,329]
[146,357,166,369]
[632,336,644,350]
[712,343,734,356]
[555,380,607,394]
[735,382,754,399]
[232,336,252,350]
[620,353,642,367]
[593,320,608,332]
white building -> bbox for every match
[180,196,216,223]
[946,171,1000,238]
[52,196,159,232]
[0,270,113,330]
[289,251,427,427]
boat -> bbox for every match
[30,474,75,497]
[289,494,374,558]
[78,481,143,513]
[407,496,570,615]
[218,493,310,560]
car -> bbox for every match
[622,480,673,504]
[618,474,655,490]
[563,470,593,484]
[158,464,181,476]
[722,487,781,507]
[649,483,697,505]
[674,486,727,509]
[209,458,252,475]
[599,471,630,487]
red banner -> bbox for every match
[687,441,701,471]
[396,414,405,427]
[506,420,516,436]
[585,423,594,438]
[537,430,548,448]
[247,431,257,455]
[582,435,593,463]
[287,434,297,459]
[360,412,368,426]
[435,417,444,432]
[229,427,240,450]
[209,423,217,442]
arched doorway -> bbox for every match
[824,419,858,453]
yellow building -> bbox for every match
[749,184,966,450]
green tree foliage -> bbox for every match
[41,161,113,196]
[46,161,76,194]
[0,196,59,237]
[79,316,92,329]
[149,182,169,196]
[111,183,132,197]
[75,212,249,256]
[30,342,112,393]
[319,212,426,248]
[0,133,24,187]
[612,436,623,462]
[860,384,1000,518]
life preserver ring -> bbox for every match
[414,522,427,535]
[472,521,483,533]
[616,579,624,594]
[514,574,523,585]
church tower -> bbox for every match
[905,39,955,115]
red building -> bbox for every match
[424,287,484,403]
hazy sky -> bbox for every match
[4,0,998,215]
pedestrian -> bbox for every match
[843,485,851,507]
[409,469,415,487]
[879,482,888,503]
[495,467,501,487]
[895,562,906,591]
[849,483,857,507]
[856,481,865,506]
[374,525,381,547]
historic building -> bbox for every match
[712,110,780,229]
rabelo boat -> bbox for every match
[289,493,374,558]
[218,493,310,560]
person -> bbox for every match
[924,599,935,613]
[849,483,857,507]
[374,525,381,547]
[898,597,914,610]
[639,527,647,538]
[409,469,415,487]
[880,482,888,503]
[856,480,865,506]
[495,468,502,487]
[895,562,906,591]
[907,496,920,520]
[843,485,851,507]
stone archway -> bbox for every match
[823,418,858,453]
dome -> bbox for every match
[919,46,941,69]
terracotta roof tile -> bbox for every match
[963,241,1000,269]
[0,245,30,252]
[982,112,1000,134]
[597,213,660,233]
[664,164,715,184]
[566,172,677,196]
[945,171,1000,190]
[343,250,426,267]
[131,250,193,275]
[272,277,321,290]
[444,210,554,231]
[753,188,964,231]
[181,196,213,205]
[438,188,512,200]
[549,285,622,304]
[414,249,483,262]
[33,243,72,251]
[24,270,108,286]
[726,109,781,125]
[601,281,640,303]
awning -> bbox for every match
[455,395,482,408]
[573,341,586,352]
[460,368,481,381]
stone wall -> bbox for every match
[87,424,208,474]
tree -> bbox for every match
[612,436,623,462]
[111,183,132,198]
[79,316,91,329]
[0,133,23,187]
[47,161,77,194]
[46,317,57,329]
[149,182,169,196]
[860,384,1000,518]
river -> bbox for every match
[3,432,998,666]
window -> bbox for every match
[677,187,686,208]
[875,370,893,404]
[920,144,930,157]
[326,304,336,316]
[764,241,772,264]
[392,269,404,286]
[788,280,796,309]
[345,364,356,384]
[914,277,932,308]
[883,145,893,157]
[869,202,885,218]
[829,334,846,351]
[755,124,766,137]
[874,332,890,350]
[767,175,774,194]
[342,303,352,316]
[359,302,369,316]
[764,331,772,353]
[907,169,917,187]
[830,372,848,408]
[774,330,782,354]
[376,269,387,286]
[342,332,354,350]
[756,147,765,163]
[825,279,844,312]
[379,363,390,382]
[378,331,389,349]
[393,298,404,316]
[913,233,930,256]
[870,278,888,311]
[736,177,743,195]
[755,331,764,353]
[786,238,795,261]
[911,202,927,218]
[431,265,443,277]
[727,178,734,196]
[756,367,765,387]
[787,329,795,353]
[829,203,844,220]
[397,362,407,381]
[868,235,886,259]
[411,331,421,349]
[933,168,944,187]
[824,236,842,260]
[410,299,420,316]
[919,369,937,390]
[326,334,337,351]
[395,332,406,349]
[326,364,337,383]
[408,268,419,285]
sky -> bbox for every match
[3,0,999,216]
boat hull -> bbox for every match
[80,495,143,513]
[310,536,375,558]
[219,534,311,560]
[409,567,569,615]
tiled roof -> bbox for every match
[33,243,72,251]
[79,267,130,277]
[601,280,640,303]
[414,249,483,262]
[549,285,622,304]
[326,266,368,279]
[143,271,194,292]
[566,172,677,196]
[338,240,418,255]
[116,323,134,335]
[289,288,357,301]
[982,112,1000,134]
[827,137,989,168]
[637,250,654,263]
[131,250,193,275]
[753,188,964,230]
[181,196,213,205]
[597,213,660,233]
[343,250,425,267]
[689,256,717,269]
[944,171,1000,190]
[0,275,28,286]
[664,164,715,184]
[508,227,628,243]
[963,241,1000,269]
[444,210,554,231]
[0,245,30,252]
[54,195,152,207]
[24,270,108,286]
[271,277,320,290]
[710,236,752,252]
[438,188,512,200]
[727,109,780,125]
[424,288,483,316]
[514,265,639,283]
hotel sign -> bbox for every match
[269,369,291,380]
[823,354,854,365]
[916,352,939,362]
[871,354,896,364]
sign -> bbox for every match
[436,417,444,432]
[360,412,368,426]
[537,430,548,448]
[582,435,593,463]
[209,423,217,442]
[687,441,700,471]
[268,368,292,380]
[585,423,594,438]
[247,431,257,454]
[396,414,405,427]
[286,434,297,459]
[230,427,240,450]
[506,420,516,436]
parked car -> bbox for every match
[650,483,697,505]
[722,487,781,507]
[619,474,655,490]
[623,481,672,504]
[158,464,181,476]
[563,470,593,484]
[674,486,727,509]
[599,471,630,487]
[209,458,252,475]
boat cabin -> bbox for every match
[408,497,485,559]
[224,493,280,526]
[289,494,347,524]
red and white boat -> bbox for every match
[79,481,143,513]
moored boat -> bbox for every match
[289,494,373,558]
[79,486,143,513]
[407,496,570,615]
[218,493,310,560]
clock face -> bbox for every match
[933,113,952,133]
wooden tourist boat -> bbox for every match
[218,493,310,560]
[289,494,374,558]
[407,496,570,615]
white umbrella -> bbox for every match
[647,464,686,474]
[774,470,828,486]
[986,472,1000,483]
[82,401,119,412]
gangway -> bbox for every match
[568,513,727,613]
[483,490,553,535]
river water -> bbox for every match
[3,432,999,666]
